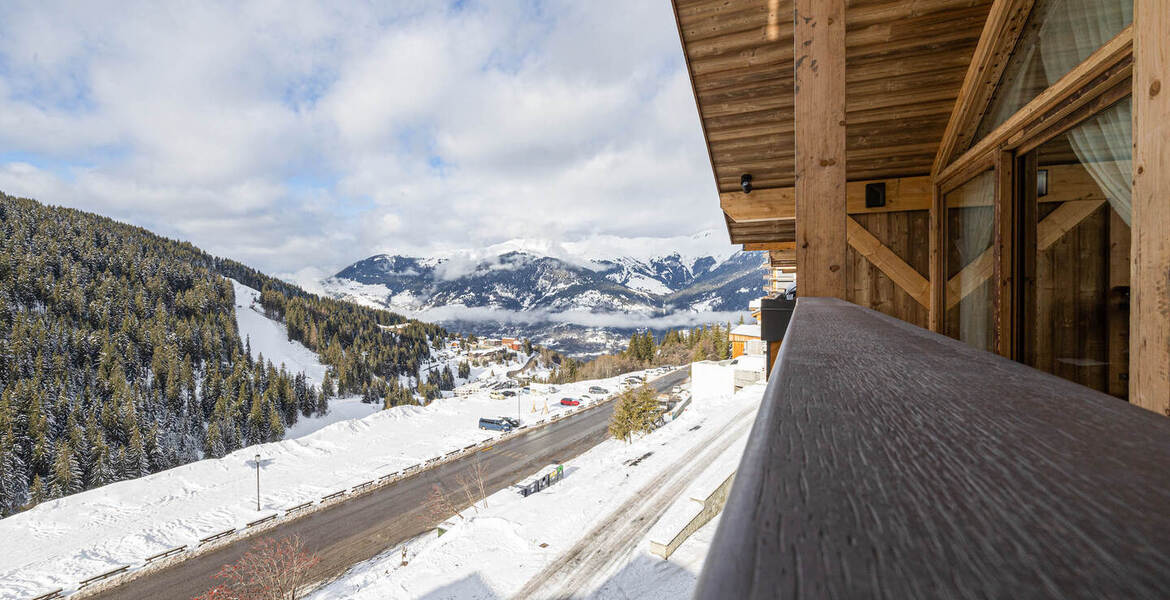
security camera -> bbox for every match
[740,173,753,194]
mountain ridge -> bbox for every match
[322,247,766,356]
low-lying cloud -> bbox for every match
[406,304,749,331]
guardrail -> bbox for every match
[246,514,277,528]
[144,545,186,563]
[77,566,129,588]
[198,528,236,546]
[60,369,680,599]
[284,501,314,514]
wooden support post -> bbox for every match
[929,183,946,332]
[1131,0,1170,415]
[993,151,1015,358]
[794,0,847,299]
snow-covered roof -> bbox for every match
[730,323,761,338]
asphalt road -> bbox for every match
[87,368,689,600]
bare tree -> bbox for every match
[455,461,490,512]
[194,536,320,600]
[424,484,464,522]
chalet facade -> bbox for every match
[675,0,1166,412]
[672,0,1170,597]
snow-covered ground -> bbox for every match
[307,381,763,600]
[0,367,663,600]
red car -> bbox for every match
[560,398,580,406]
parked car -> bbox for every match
[671,386,682,394]
[502,390,517,398]
[499,416,521,428]
[479,417,514,432]
[560,398,580,406]
[588,386,608,395]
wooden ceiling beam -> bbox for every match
[743,242,796,252]
[721,176,933,222]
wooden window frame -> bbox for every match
[930,10,1145,390]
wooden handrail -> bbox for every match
[695,298,1170,599]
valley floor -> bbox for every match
[306,382,764,600]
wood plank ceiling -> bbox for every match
[674,0,993,245]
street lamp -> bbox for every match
[254,453,261,512]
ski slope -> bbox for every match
[230,279,328,386]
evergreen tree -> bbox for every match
[0,429,28,515]
[50,443,82,497]
[608,385,659,443]
[28,474,46,507]
[321,372,335,400]
[205,422,225,459]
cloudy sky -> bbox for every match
[0,0,724,281]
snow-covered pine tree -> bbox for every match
[0,428,28,515]
[49,442,82,497]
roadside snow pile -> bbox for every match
[0,367,659,600]
[308,382,764,600]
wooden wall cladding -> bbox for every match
[845,210,930,328]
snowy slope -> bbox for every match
[0,369,662,600]
[231,278,327,385]
[307,382,764,600]
[230,278,384,440]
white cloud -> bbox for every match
[0,0,724,277]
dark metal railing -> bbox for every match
[695,297,1170,599]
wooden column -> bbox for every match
[793,0,847,298]
[1131,0,1170,415]
[993,151,1015,358]
[928,183,946,332]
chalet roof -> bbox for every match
[730,323,761,338]
[672,0,993,245]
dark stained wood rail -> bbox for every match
[695,298,1170,599]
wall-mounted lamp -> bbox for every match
[740,173,753,194]
[1037,169,1049,197]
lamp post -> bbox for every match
[254,453,261,512]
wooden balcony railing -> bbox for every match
[695,298,1170,599]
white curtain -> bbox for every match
[1038,0,1134,224]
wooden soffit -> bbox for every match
[673,0,993,246]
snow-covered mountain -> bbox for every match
[320,236,767,356]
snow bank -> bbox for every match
[307,382,765,600]
[0,367,661,600]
